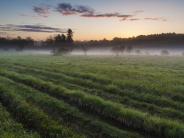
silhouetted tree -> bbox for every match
[54,34,62,43]
[52,31,73,55]
[15,36,33,51]
[51,34,67,45]
[15,36,22,51]
[66,29,73,43]
[46,36,54,44]
[61,34,66,42]
[2,32,184,52]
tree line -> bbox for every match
[0,36,34,51]
[0,32,184,54]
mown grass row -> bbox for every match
[0,76,142,138]
[3,61,184,108]
[0,80,83,138]
[7,65,184,123]
[1,69,184,138]
[8,61,184,104]
[0,102,39,138]
[7,64,184,118]
[8,63,184,105]
[3,62,184,98]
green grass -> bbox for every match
[0,102,39,138]
[0,54,184,138]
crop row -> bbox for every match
[7,63,184,107]
[10,61,184,103]
[0,102,39,138]
[0,70,184,138]
[0,76,141,138]
[3,62,184,107]
[0,80,83,138]
[4,61,184,101]
[6,65,184,121]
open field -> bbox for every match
[0,54,184,138]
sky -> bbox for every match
[0,0,184,40]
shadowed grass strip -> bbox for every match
[0,76,142,138]
[0,103,39,138]
[7,65,184,121]
[0,82,84,138]
[0,69,184,138]
[8,62,184,104]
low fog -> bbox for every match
[69,48,184,57]
[0,49,52,55]
[1,47,184,57]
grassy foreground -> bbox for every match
[0,54,184,138]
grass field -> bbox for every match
[0,54,184,138]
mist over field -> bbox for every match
[1,39,184,138]
[70,47,184,56]
[2,46,183,57]
[1,0,184,138]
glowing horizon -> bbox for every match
[0,0,184,41]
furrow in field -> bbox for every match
[7,65,184,123]
[6,64,184,117]
[0,76,143,138]
[3,63,184,102]
[3,62,184,105]
[0,79,83,138]
[9,62,184,103]
[0,69,184,138]
[0,102,39,138]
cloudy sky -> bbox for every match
[0,0,184,40]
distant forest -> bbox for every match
[0,31,184,54]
